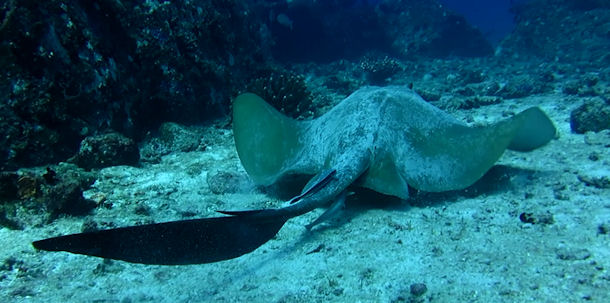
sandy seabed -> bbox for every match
[1,92,608,303]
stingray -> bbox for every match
[33,86,556,265]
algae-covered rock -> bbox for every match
[459,96,503,110]
[158,123,203,153]
[415,88,441,102]
[360,56,403,85]
[0,163,96,227]
[246,71,313,118]
[0,0,262,170]
[570,98,610,133]
[44,179,96,217]
[73,133,140,170]
[495,76,550,99]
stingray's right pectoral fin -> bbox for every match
[32,209,287,265]
[506,107,556,151]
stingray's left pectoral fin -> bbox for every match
[32,210,287,265]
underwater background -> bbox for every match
[0,0,609,302]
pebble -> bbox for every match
[556,247,591,261]
[410,282,427,297]
[578,170,610,189]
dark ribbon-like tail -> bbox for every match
[32,209,287,265]
[33,169,337,265]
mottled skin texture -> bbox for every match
[233,86,556,219]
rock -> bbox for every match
[598,222,609,235]
[0,207,22,230]
[44,180,96,217]
[158,123,203,153]
[16,173,39,199]
[563,73,601,96]
[134,204,152,216]
[459,96,503,109]
[1,163,96,225]
[81,219,99,233]
[584,130,610,146]
[40,163,97,217]
[409,282,428,297]
[360,56,403,85]
[453,86,476,97]
[73,133,140,170]
[93,259,124,275]
[0,1,261,171]
[519,212,555,225]
[570,98,610,133]
[578,170,610,189]
[416,88,441,102]
[207,171,250,195]
[563,81,581,95]
[588,152,600,161]
[495,76,550,99]
[474,81,502,96]
[246,71,313,118]
[556,247,591,261]
[459,68,486,84]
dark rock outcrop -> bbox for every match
[72,133,140,170]
[570,98,610,133]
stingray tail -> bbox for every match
[32,209,287,265]
[33,166,336,265]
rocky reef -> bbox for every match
[1,0,609,206]
[0,0,263,170]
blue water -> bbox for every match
[272,0,529,61]
[350,0,528,44]
[437,0,529,44]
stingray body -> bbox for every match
[33,86,556,265]
[234,85,555,217]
